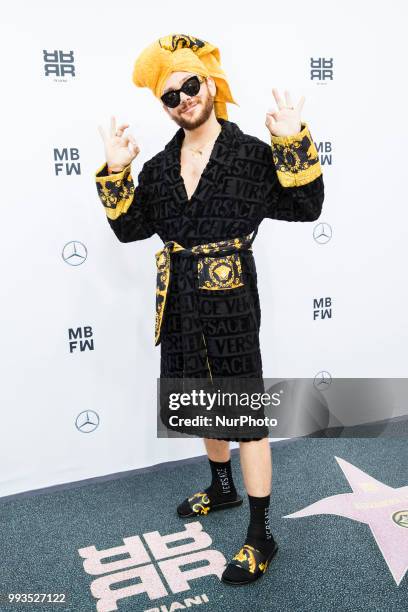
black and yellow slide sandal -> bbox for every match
[221,541,279,585]
[177,491,243,517]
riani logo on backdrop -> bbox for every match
[43,50,75,81]
[78,520,224,612]
[54,148,80,176]
[313,297,332,321]
[68,327,94,353]
[309,59,332,163]
[310,57,333,82]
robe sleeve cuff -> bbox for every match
[270,122,322,187]
[94,162,135,220]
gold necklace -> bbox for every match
[184,128,221,157]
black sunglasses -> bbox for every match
[161,75,206,108]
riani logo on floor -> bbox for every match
[78,520,225,611]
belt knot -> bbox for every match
[154,227,259,346]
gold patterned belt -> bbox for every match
[154,230,258,346]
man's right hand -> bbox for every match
[97,116,140,173]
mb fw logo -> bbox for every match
[54,148,80,176]
[78,521,225,612]
[69,326,94,353]
[313,297,332,321]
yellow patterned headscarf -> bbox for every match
[132,34,238,120]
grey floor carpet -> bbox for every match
[0,437,407,612]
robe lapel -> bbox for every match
[162,118,242,216]
[162,131,186,209]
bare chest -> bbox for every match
[180,147,213,201]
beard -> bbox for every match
[171,86,215,130]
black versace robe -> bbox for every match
[95,118,324,441]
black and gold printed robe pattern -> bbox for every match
[95,118,324,441]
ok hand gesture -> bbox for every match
[265,88,304,138]
[97,116,140,172]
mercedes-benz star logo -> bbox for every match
[62,241,88,266]
[313,222,332,244]
[75,410,100,433]
[314,371,332,390]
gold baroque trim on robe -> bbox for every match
[154,234,254,346]
[270,122,322,188]
[94,162,135,220]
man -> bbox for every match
[95,33,324,585]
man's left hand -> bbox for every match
[265,88,304,137]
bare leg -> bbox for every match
[203,438,230,462]
[239,437,272,496]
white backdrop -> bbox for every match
[1,0,407,497]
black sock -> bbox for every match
[204,458,238,502]
[245,493,276,555]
